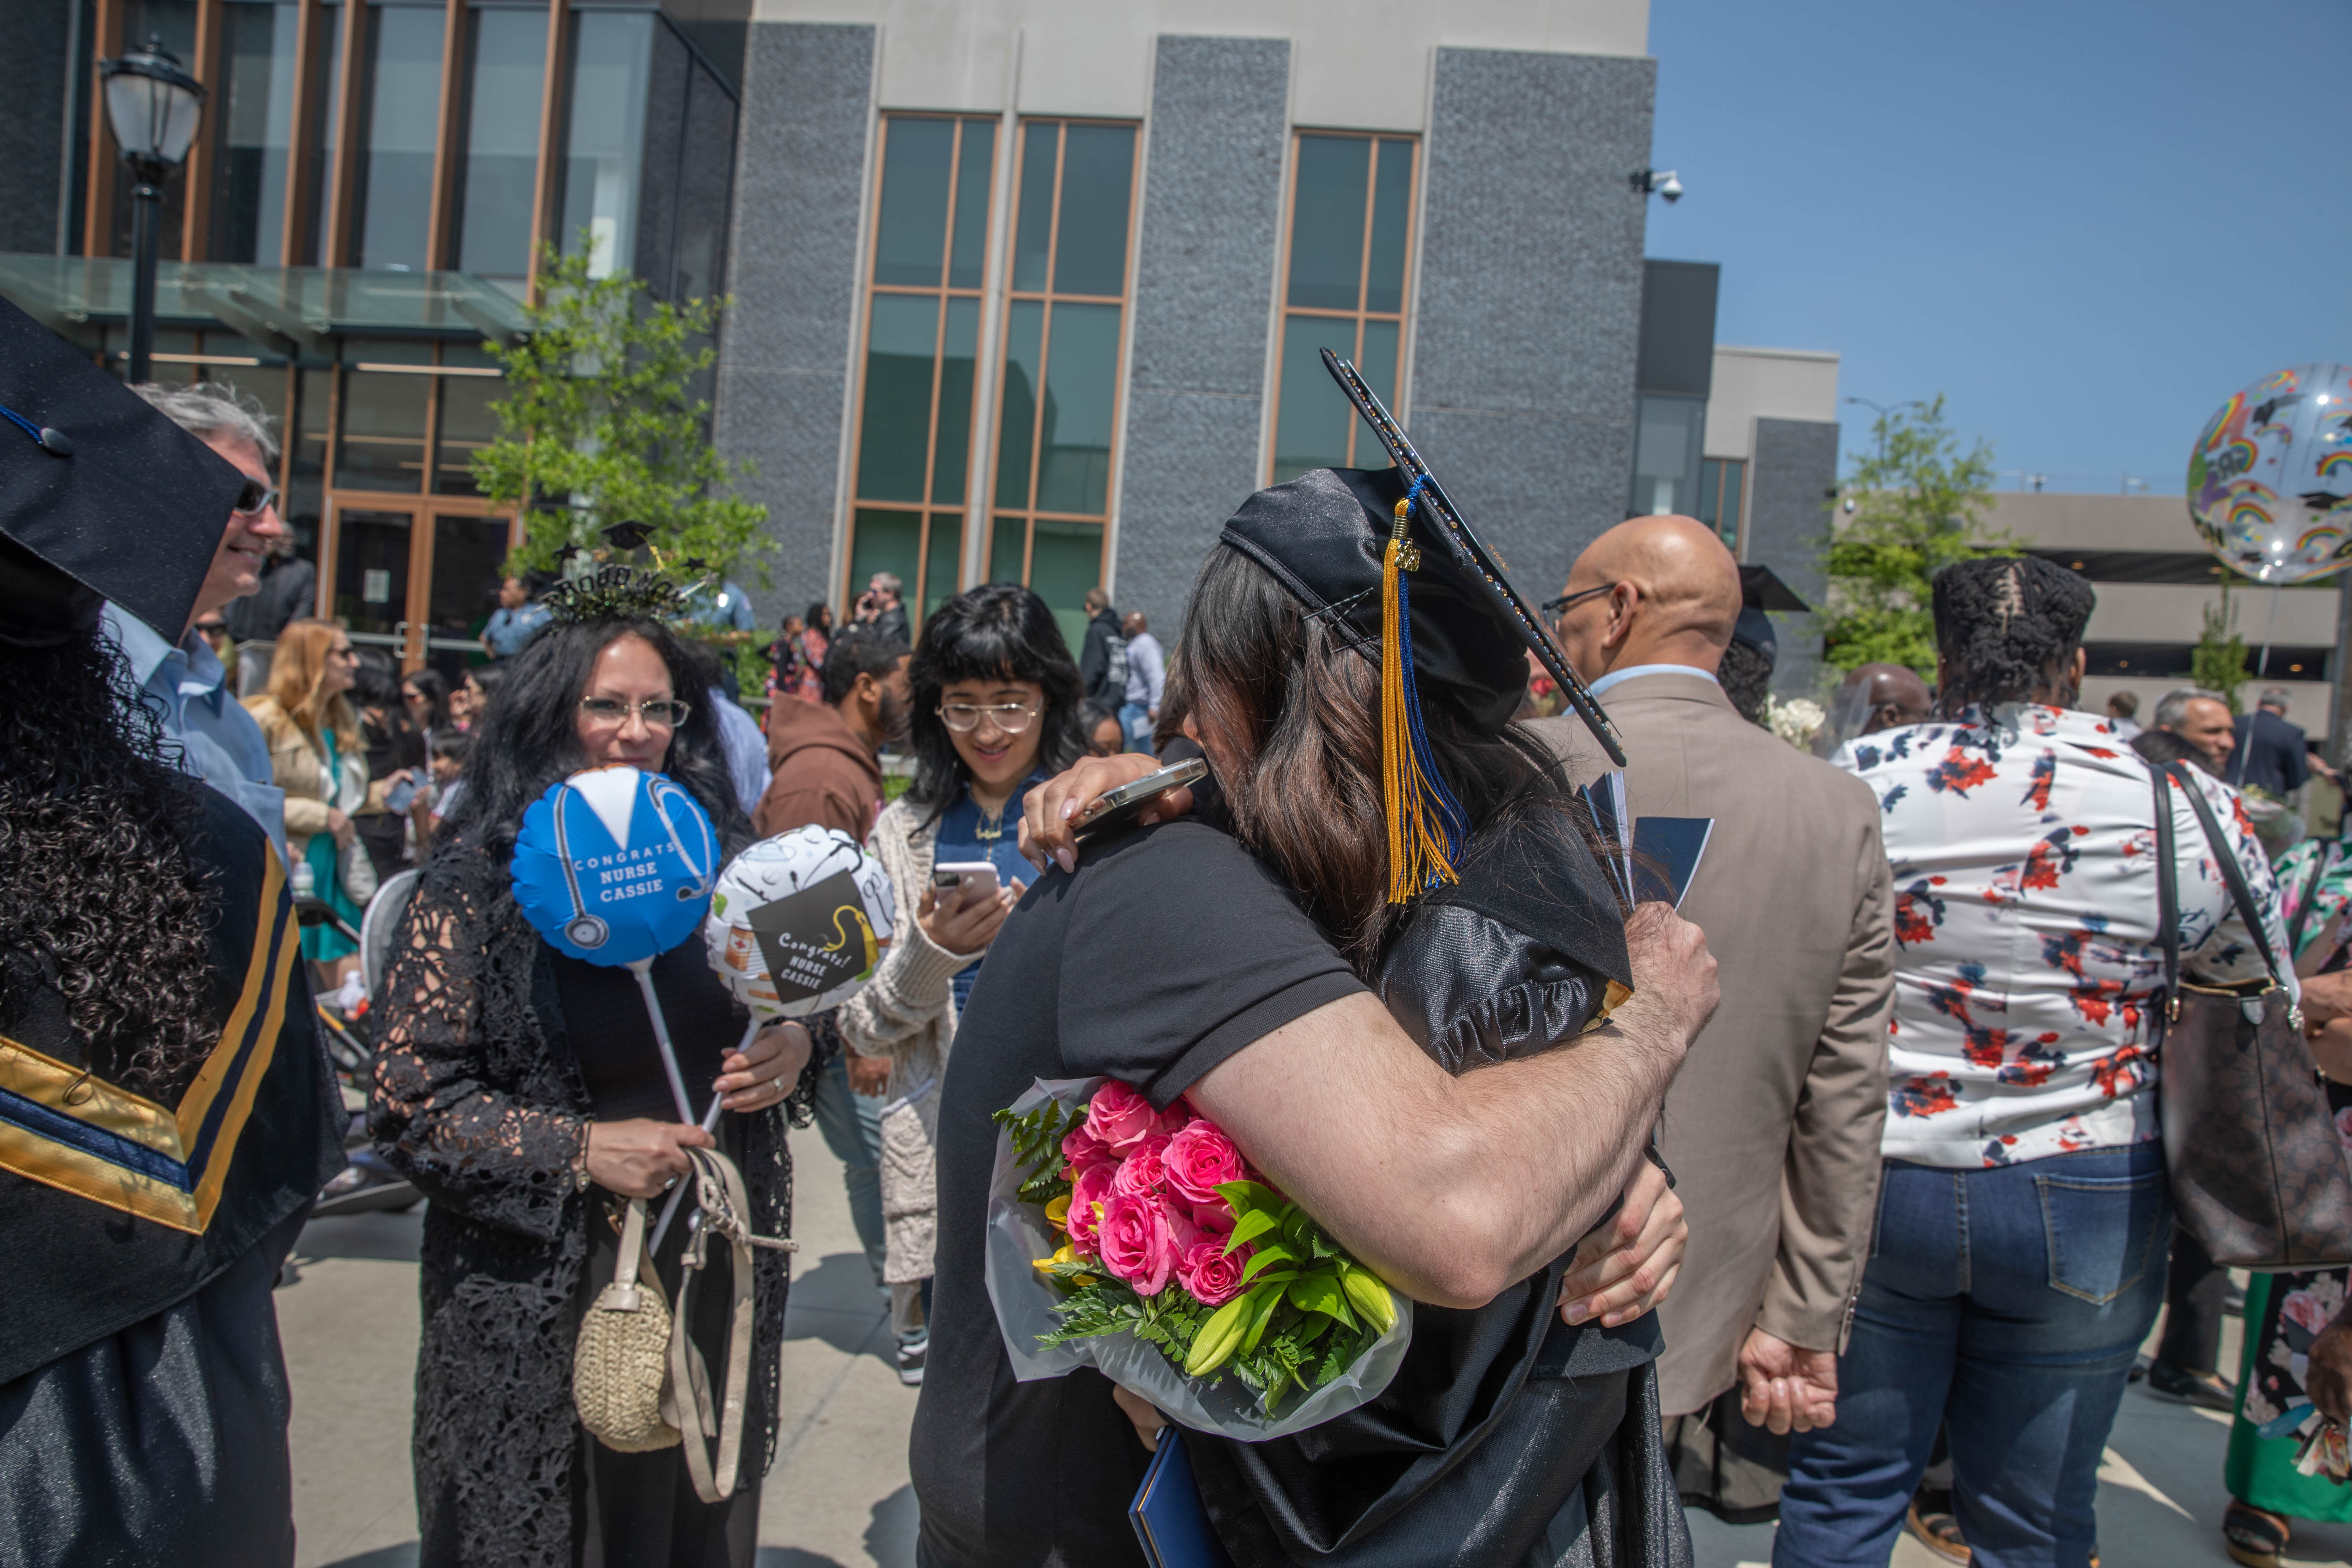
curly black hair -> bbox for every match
[1717,638,1774,725]
[0,632,220,1098]
[1930,555,2095,715]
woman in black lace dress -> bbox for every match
[371,607,817,1568]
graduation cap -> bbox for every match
[1732,563,1810,664]
[1217,352,1625,904]
[0,297,245,648]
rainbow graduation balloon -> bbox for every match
[2188,363,2352,584]
[704,825,896,1020]
[511,766,719,965]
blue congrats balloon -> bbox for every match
[511,766,719,965]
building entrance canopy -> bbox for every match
[0,253,530,360]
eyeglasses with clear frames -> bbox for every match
[937,700,1039,735]
[578,696,692,729]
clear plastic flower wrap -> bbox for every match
[983,1076,1413,1443]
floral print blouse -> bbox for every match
[1834,703,2292,1169]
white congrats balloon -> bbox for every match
[704,825,896,1020]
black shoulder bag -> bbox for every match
[2154,761,2352,1268]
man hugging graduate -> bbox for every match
[0,300,344,1566]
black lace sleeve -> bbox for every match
[369,874,591,1245]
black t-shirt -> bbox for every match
[552,940,743,1122]
[910,821,1365,1568]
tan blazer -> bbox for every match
[1532,672,1893,1415]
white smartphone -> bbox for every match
[932,861,1002,902]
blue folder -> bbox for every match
[1129,1429,1235,1568]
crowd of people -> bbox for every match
[15,300,2352,1568]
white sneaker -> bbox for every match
[895,1335,927,1387]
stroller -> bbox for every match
[298,869,423,1218]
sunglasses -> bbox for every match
[579,696,692,729]
[1539,583,1615,618]
[233,480,279,517]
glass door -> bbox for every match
[421,513,512,686]
[331,505,416,661]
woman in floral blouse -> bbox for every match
[1780,557,2294,1568]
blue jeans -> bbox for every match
[1775,1143,2170,1568]
[810,1045,886,1289]
[1120,700,1153,753]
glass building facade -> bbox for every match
[23,0,742,673]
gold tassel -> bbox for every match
[1381,497,1459,903]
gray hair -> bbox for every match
[2259,686,2292,710]
[2154,688,2227,729]
[130,380,279,464]
[869,571,902,595]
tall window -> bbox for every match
[350,0,446,273]
[987,119,1137,653]
[561,11,654,279]
[846,115,996,632]
[211,1,302,264]
[452,5,548,287]
[1269,133,1416,483]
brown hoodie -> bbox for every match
[754,697,885,841]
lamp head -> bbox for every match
[101,36,206,183]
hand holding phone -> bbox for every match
[920,863,1021,957]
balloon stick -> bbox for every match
[627,958,698,1125]
[650,1015,762,1252]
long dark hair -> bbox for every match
[1171,545,1583,975]
[402,667,450,729]
[434,616,749,865]
[905,584,1085,823]
[0,631,219,1097]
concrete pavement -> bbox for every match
[280,1128,2352,1567]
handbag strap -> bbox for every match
[2163,761,2289,988]
[603,1198,661,1310]
[2151,762,2182,1020]
[667,1146,796,1504]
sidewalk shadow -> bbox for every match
[316,1545,418,1568]
[297,1209,425,1265]
[757,1485,916,1568]
[783,1252,892,1361]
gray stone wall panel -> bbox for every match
[1748,415,1841,698]
[713,21,875,622]
[1409,47,1655,601]
[1112,34,1290,635]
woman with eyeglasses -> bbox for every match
[244,619,377,992]
[836,583,1085,1384]
[369,604,815,1568]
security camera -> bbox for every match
[1629,169,1685,202]
[1655,172,1682,204]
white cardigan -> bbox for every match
[835,797,975,1285]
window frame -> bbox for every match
[979,115,1142,612]
[1266,128,1421,486]
[840,111,1004,632]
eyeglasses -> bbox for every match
[579,696,692,728]
[937,700,1038,734]
[1540,583,1615,618]
[193,619,230,638]
[232,480,279,517]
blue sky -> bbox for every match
[1642,0,2351,495]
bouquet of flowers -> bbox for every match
[983,1077,1413,1441]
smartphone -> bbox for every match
[1071,756,1210,843]
[384,774,419,813]
[932,861,1002,901]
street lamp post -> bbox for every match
[1842,396,1925,469]
[99,36,206,385]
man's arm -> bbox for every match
[1188,905,1715,1309]
[1758,816,1893,1351]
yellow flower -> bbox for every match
[1043,1192,1071,1231]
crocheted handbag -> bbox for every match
[573,1196,681,1453]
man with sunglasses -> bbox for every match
[97,382,289,860]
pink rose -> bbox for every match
[1097,1192,1180,1296]
[1158,1104,1195,1136]
[1188,1200,1236,1237]
[1162,1120,1247,1206]
[2285,1288,2336,1338]
[1113,1134,1173,1199]
[1177,1239,1252,1307]
[1062,1122,1116,1179]
[2335,1105,2352,1155]
[1065,1163,1116,1259]
[1086,1081,1160,1153]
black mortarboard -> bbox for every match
[1221,466,1531,733]
[0,298,244,646]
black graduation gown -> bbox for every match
[0,787,346,1567]
[1186,807,1693,1568]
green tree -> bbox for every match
[1822,396,2008,677]
[472,245,769,598]
[2190,572,2250,712]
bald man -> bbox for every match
[1531,517,1894,1506]
[1841,663,1933,737]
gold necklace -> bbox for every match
[972,799,1007,842]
